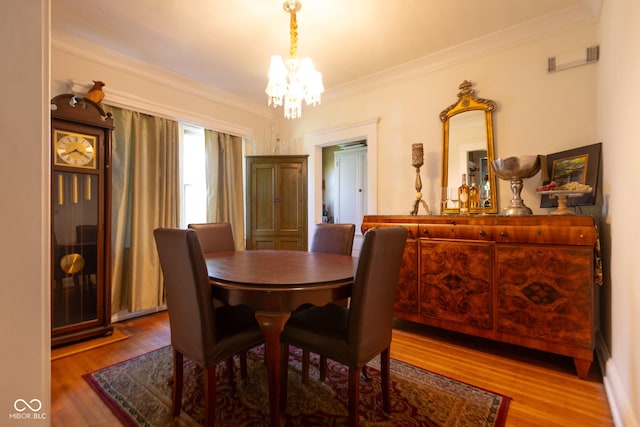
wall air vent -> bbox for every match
[548,45,599,73]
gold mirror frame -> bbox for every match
[440,80,498,214]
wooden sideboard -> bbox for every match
[361,215,599,379]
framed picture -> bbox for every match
[540,142,602,208]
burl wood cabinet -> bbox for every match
[246,155,308,250]
[361,215,599,378]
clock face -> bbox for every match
[54,130,97,169]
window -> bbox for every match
[180,125,206,227]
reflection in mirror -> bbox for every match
[440,81,497,214]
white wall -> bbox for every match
[0,0,51,424]
[598,0,640,425]
[285,25,599,218]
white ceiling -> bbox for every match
[51,0,600,105]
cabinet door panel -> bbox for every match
[277,163,303,231]
[252,237,303,251]
[394,239,419,315]
[253,164,276,232]
[419,240,492,329]
[278,238,304,251]
[496,244,593,347]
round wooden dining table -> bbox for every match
[206,250,357,427]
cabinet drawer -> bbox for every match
[418,223,491,240]
[418,223,597,245]
[362,223,419,240]
[491,225,597,245]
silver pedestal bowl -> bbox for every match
[491,155,541,216]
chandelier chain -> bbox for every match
[289,8,298,58]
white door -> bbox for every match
[334,147,367,256]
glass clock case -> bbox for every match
[52,172,99,328]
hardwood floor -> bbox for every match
[51,311,614,426]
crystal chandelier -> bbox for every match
[266,1,324,119]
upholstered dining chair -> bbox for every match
[188,222,236,254]
[281,226,408,427]
[300,223,356,382]
[309,223,356,255]
[188,222,237,308]
[153,228,263,427]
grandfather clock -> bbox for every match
[51,94,114,346]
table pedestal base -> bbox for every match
[255,311,291,426]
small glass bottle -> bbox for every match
[458,173,470,215]
[482,174,491,208]
[469,174,479,209]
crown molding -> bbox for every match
[324,2,601,101]
[66,79,254,138]
[52,28,273,123]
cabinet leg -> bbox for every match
[573,358,592,379]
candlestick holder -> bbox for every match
[410,143,430,215]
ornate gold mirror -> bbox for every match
[440,80,497,214]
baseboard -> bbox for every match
[111,304,167,323]
[51,328,128,360]
[596,331,639,427]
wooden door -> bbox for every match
[334,147,367,255]
[246,156,308,250]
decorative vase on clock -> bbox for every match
[51,93,114,346]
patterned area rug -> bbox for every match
[84,345,510,426]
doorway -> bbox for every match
[321,143,367,246]
[305,119,379,256]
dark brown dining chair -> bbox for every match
[309,223,356,255]
[280,226,407,427]
[189,222,237,309]
[188,222,236,254]
[153,228,263,427]
[301,223,356,382]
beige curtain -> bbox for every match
[105,106,180,313]
[204,130,245,250]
